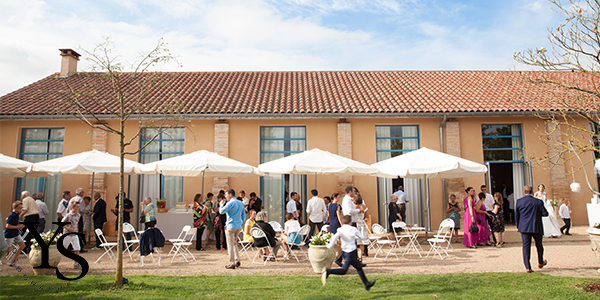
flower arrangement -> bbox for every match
[309,231,332,246]
[30,230,62,249]
[594,223,600,229]
[550,199,559,208]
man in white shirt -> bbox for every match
[336,186,364,266]
[481,185,497,244]
[306,189,326,239]
[559,199,572,235]
[287,192,303,225]
[56,190,71,222]
[341,186,361,224]
[239,190,250,212]
[322,215,376,291]
[393,186,409,223]
[35,193,49,233]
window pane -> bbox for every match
[289,140,304,152]
[483,150,522,161]
[261,140,284,152]
[24,128,49,140]
[49,142,63,153]
[23,142,48,154]
[482,124,513,136]
[483,137,515,149]
[50,128,65,140]
[261,127,285,139]
[142,128,158,140]
[261,153,285,164]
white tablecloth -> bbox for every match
[154,212,194,240]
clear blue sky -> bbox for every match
[0,0,561,96]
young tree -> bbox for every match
[513,0,600,176]
[56,37,186,286]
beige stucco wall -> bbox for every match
[1,115,597,231]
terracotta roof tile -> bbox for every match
[0,70,586,116]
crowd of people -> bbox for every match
[1,181,573,280]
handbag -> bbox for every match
[468,223,479,233]
[139,213,145,224]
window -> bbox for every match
[139,127,185,208]
[375,125,420,161]
[482,124,523,162]
[260,126,306,224]
[375,125,421,227]
[18,128,64,227]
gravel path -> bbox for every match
[2,225,598,278]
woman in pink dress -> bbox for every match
[475,193,492,246]
[462,187,478,248]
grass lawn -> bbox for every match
[0,272,598,299]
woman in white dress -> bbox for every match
[534,184,562,238]
[353,193,369,264]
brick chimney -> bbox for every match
[58,48,81,77]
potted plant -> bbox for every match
[308,231,335,273]
[29,230,63,275]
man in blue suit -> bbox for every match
[515,185,549,273]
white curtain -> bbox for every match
[511,125,525,201]
[404,178,422,226]
[401,126,422,226]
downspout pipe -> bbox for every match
[439,115,448,220]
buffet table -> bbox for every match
[154,212,194,240]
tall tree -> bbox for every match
[513,0,600,176]
[56,37,185,286]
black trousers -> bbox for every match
[144,220,157,230]
[486,213,497,243]
[22,214,39,252]
[94,222,104,248]
[196,227,206,250]
[521,232,544,270]
[327,250,370,287]
[215,216,227,249]
[308,221,323,241]
[36,218,46,235]
[561,218,571,234]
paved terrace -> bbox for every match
[2,226,598,278]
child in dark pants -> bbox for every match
[322,215,376,291]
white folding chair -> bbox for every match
[365,224,381,252]
[238,230,255,260]
[392,222,413,255]
[427,219,455,259]
[287,225,310,262]
[372,223,398,261]
[434,219,455,252]
[268,221,282,232]
[123,222,140,260]
[167,225,191,256]
[6,229,29,261]
[171,228,197,263]
[250,227,277,265]
[94,228,118,264]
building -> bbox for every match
[1,49,595,235]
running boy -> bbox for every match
[4,201,26,268]
[321,215,376,291]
